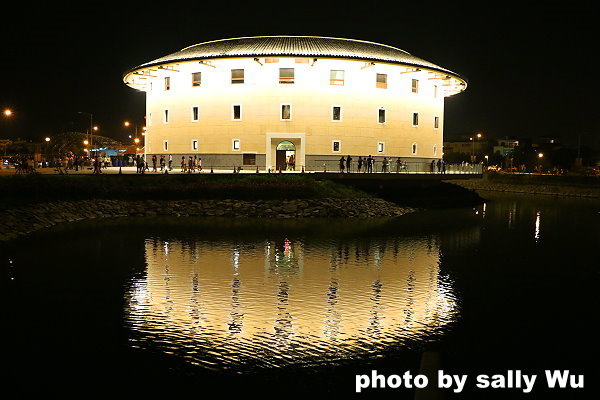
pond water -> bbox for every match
[2,193,598,398]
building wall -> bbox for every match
[141,57,446,169]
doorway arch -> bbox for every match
[276,141,296,171]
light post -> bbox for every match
[3,109,12,118]
[537,153,544,173]
[44,137,50,166]
[77,111,94,156]
[470,133,482,163]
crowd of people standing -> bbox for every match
[337,155,446,173]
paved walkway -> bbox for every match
[0,166,483,175]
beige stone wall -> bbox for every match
[141,57,446,167]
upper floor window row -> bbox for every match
[161,71,434,94]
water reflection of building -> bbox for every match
[125,236,458,370]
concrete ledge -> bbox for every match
[447,178,600,198]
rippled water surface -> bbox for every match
[125,235,458,371]
[2,194,598,397]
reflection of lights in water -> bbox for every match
[232,247,240,272]
[124,237,459,371]
[283,238,292,257]
[535,211,541,242]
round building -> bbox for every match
[123,36,467,171]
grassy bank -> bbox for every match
[0,174,370,210]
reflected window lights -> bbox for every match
[232,247,240,271]
[535,211,541,242]
[125,235,459,372]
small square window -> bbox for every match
[330,70,344,85]
[378,108,386,124]
[332,106,342,121]
[434,116,439,129]
[232,105,242,120]
[192,72,201,87]
[377,142,385,153]
[231,69,244,84]
[164,109,169,124]
[376,73,387,89]
[412,112,419,126]
[433,85,438,98]
[412,79,419,93]
[164,77,171,91]
[192,106,199,122]
[280,68,294,84]
[232,139,241,151]
[281,104,291,120]
[163,140,169,151]
[192,140,198,151]
[332,140,341,152]
[412,143,418,155]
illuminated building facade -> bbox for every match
[124,36,467,171]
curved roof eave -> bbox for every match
[123,36,468,85]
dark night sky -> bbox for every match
[1,1,597,148]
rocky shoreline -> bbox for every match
[447,178,600,198]
[0,198,414,242]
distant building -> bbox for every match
[493,137,519,157]
[124,36,467,171]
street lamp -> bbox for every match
[77,111,94,156]
[537,153,544,172]
[470,133,483,163]
[3,109,12,117]
[44,137,51,166]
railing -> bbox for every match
[309,160,484,174]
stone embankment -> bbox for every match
[447,178,600,198]
[0,198,414,241]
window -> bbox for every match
[412,143,418,155]
[377,142,385,153]
[231,69,244,84]
[192,140,198,151]
[243,153,256,165]
[412,112,419,126]
[412,79,419,93]
[279,68,294,84]
[332,106,342,121]
[332,140,341,152]
[433,85,438,98]
[232,139,240,151]
[163,140,169,151]
[265,58,279,63]
[434,116,439,129]
[376,73,387,89]
[281,104,291,120]
[295,58,309,64]
[378,108,386,124]
[232,105,242,120]
[164,77,170,91]
[192,106,199,122]
[330,70,344,85]
[433,144,438,156]
[164,109,169,124]
[192,72,201,87]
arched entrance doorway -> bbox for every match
[276,141,296,171]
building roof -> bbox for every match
[127,36,464,79]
